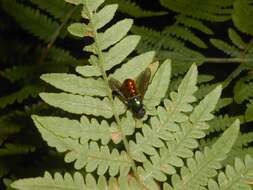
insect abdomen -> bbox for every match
[121,79,138,98]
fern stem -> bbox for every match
[38,7,77,65]
[203,57,253,63]
[87,8,143,188]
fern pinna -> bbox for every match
[10,0,253,190]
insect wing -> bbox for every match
[136,67,151,99]
[109,78,128,104]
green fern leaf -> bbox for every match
[11,172,86,190]
[245,100,253,122]
[47,47,80,66]
[41,73,107,97]
[0,111,24,145]
[77,49,152,78]
[131,25,204,75]
[160,0,232,22]
[80,19,134,51]
[232,0,253,35]
[32,113,134,145]
[99,19,133,50]
[207,115,244,135]
[190,85,221,123]
[144,59,171,109]
[39,92,125,118]
[67,23,89,38]
[81,0,105,18]
[210,39,241,57]
[129,66,221,186]
[228,28,248,50]
[107,0,167,18]
[171,120,239,190]
[110,51,155,81]
[0,65,36,83]
[208,155,253,190]
[0,144,35,156]
[164,25,207,48]
[32,117,132,173]
[234,76,253,103]
[1,0,62,42]
[30,0,76,22]
[11,172,140,190]
[91,4,118,30]
[0,85,44,109]
[175,15,214,35]
[166,64,198,116]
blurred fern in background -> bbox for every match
[0,0,253,189]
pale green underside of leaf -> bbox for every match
[91,4,118,30]
[171,120,240,190]
[11,172,141,190]
[41,73,107,97]
[110,51,155,81]
[33,116,132,172]
[98,19,134,50]
[67,22,89,37]
[33,116,131,172]
[190,85,222,124]
[32,113,134,146]
[77,49,152,78]
[40,92,125,118]
[208,155,253,190]
[144,59,171,108]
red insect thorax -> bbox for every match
[121,79,138,98]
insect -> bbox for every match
[109,68,151,118]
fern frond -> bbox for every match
[175,15,214,34]
[32,113,135,146]
[131,25,204,75]
[0,65,36,83]
[39,92,125,118]
[208,155,253,190]
[232,0,253,35]
[171,120,239,190]
[160,0,233,22]
[129,67,221,187]
[47,47,80,66]
[32,116,132,173]
[210,38,242,57]
[245,100,253,122]
[0,144,35,157]
[0,112,23,145]
[234,76,253,103]
[11,172,140,190]
[228,28,248,50]
[0,85,44,109]
[41,73,107,97]
[144,59,171,109]
[163,25,207,48]
[1,0,62,42]
[30,0,76,22]
[106,0,167,18]
[207,115,244,135]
